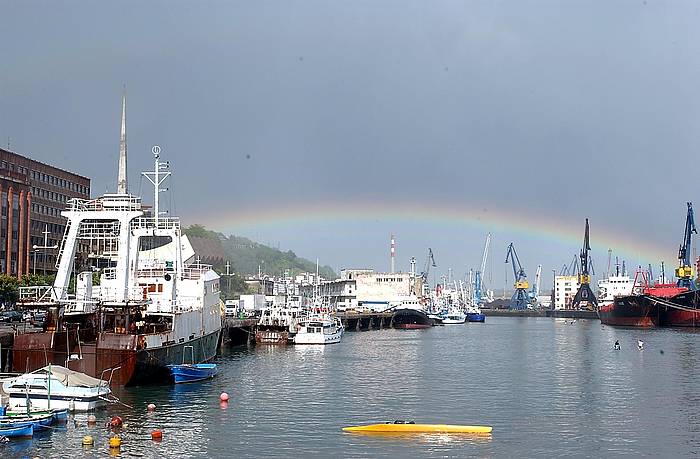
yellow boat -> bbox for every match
[342,423,492,434]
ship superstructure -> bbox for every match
[15,147,221,385]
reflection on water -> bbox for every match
[3,318,700,458]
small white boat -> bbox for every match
[294,316,344,345]
[441,310,466,324]
[2,365,114,412]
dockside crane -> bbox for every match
[529,264,542,306]
[421,248,437,283]
[676,202,697,290]
[474,233,491,305]
[505,242,529,310]
[571,218,598,310]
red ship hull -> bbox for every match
[598,296,662,327]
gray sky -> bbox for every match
[2,1,699,288]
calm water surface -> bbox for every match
[5,317,700,458]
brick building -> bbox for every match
[0,148,90,276]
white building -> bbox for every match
[554,275,580,310]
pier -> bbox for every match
[337,312,394,331]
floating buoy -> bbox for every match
[68,400,76,412]
[82,435,94,446]
[87,414,97,425]
[151,429,163,441]
[219,401,229,410]
[109,415,123,428]
[219,392,230,402]
[108,436,122,448]
[147,403,156,411]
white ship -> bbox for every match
[15,146,222,385]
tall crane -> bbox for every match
[529,264,542,306]
[572,218,598,309]
[676,202,697,289]
[505,242,529,310]
[474,233,491,306]
[421,248,436,283]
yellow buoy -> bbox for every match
[342,423,493,434]
[109,436,122,448]
[82,435,94,446]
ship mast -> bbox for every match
[117,89,128,194]
[142,145,170,227]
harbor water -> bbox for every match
[5,317,700,458]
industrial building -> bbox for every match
[0,147,90,276]
[554,275,580,310]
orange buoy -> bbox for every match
[109,415,123,428]
[151,429,163,441]
[147,403,156,411]
[219,392,230,402]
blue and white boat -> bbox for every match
[168,346,218,383]
[466,309,485,322]
[0,423,33,438]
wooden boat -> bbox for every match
[343,422,492,434]
[0,423,34,438]
[0,412,53,431]
[168,363,218,383]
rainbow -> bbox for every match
[190,199,674,266]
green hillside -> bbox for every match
[183,225,337,280]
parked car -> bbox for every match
[31,311,47,327]
[0,310,23,322]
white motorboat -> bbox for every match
[2,365,114,411]
[294,316,344,345]
[441,309,466,324]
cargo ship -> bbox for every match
[15,147,222,385]
[391,307,433,329]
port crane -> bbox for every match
[571,218,598,309]
[421,248,437,282]
[676,202,697,289]
[505,242,529,310]
[529,264,542,306]
[474,233,491,305]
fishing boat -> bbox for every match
[14,146,222,385]
[465,305,485,323]
[2,365,113,411]
[168,345,218,383]
[441,309,466,324]
[342,422,492,434]
[293,316,344,345]
[0,423,33,438]
[0,412,53,431]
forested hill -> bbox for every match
[183,225,337,279]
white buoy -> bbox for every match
[68,400,76,412]
[147,403,156,411]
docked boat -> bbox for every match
[294,316,344,344]
[441,309,466,324]
[168,363,218,384]
[13,147,222,385]
[598,271,687,327]
[254,307,302,344]
[466,310,485,322]
[2,365,112,411]
[392,308,433,329]
[0,423,33,438]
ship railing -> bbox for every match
[131,216,181,231]
[18,285,55,303]
[136,267,175,279]
[181,264,213,280]
[65,195,142,212]
[96,286,152,304]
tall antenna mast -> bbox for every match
[117,88,128,194]
[390,234,396,273]
[142,145,170,227]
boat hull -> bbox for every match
[343,423,492,434]
[392,308,433,329]
[0,424,33,438]
[294,329,343,345]
[598,296,661,327]
[168,364,218,384]
[255,328,289,345]
[466,313,485,323]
